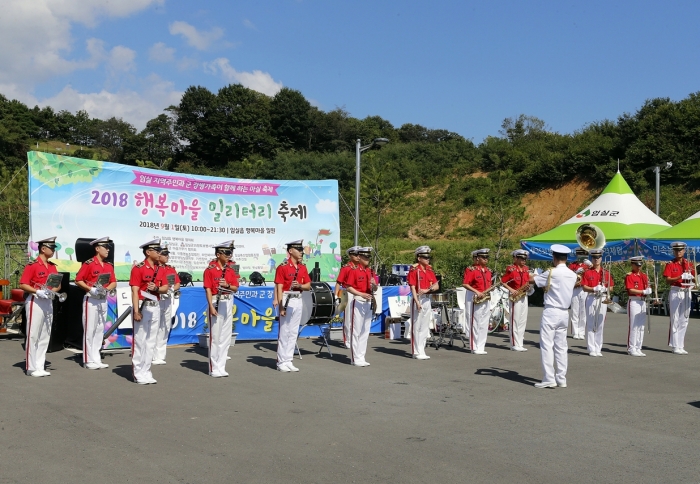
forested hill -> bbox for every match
[2,86,700,283]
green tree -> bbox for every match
[270,87,312,151]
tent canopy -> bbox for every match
[638,209,700,261]
[521,171,671,260]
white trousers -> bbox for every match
[627,297,646,353]
[154,298,174,361]
[569,287,586,338]
[509,297,528,348]
[668,287,691,349]
[470,300,490,352]
[343,293,354,348]
[132,303,160,382]
[82,295,107,367]
[209,297,233,375]
[585,295,607,354]
[540,307,568,384]
[463,291,473,340]
[277,297,302,367]
[350,297,372,363]
[410,295,431,357]
[24,296,53,374]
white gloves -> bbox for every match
[642,288,652,296]
[526,286,535,296]
[681,272,693,282]
[583,259,593,268]
[533,268,543,275]
[575,267,584,274]
[35,289,50,299]
[594,285,605,295]
[89,287,99,296]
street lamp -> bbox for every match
[355,138,389,246]
[647,162,673,216]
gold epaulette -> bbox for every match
[507,266,515,272]
[135,262,145,268]
[626,272,632,276]
[84,258,94,264]
[207,264,218,270]
[48,260,57,266]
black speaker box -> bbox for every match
[74,238,115,264]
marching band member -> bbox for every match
[75,236,116,370]
[19,236,61,377]
[568,248,590,340]
[461,251,478,340]
[625,256,651,357]
[130,239,167,384]
[274,240,311,372]
[463,248,492,355]
[343,247,377,367]
[581,249,614,357]
[335,246,361,349]
[203,241,239,377]
[533,244,577,389]
[407,246,439,360]
[501,249,534,352]
[664,241,695,355]
[152,246,181,365]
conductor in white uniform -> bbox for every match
[533,244,577,389]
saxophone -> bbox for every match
[473,282,503,304]
[508,270,536,302]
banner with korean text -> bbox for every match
[27,152,341,282]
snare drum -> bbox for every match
[301,282,337,325]
[430,293,449,307]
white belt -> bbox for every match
[141,300,159,307]
[160,293,172,300]
[283,291,301,299]
[628,296,644,300]
[544,304,568,311]
[670,286,691,291]
[217,294,232,300]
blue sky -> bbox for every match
[2,1,699,143]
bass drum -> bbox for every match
[301,282,337,325]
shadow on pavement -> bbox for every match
[688,401,700,409]
[246,355,277,370]
[475,367,540,386]
[373,346,412,358]
[112,364,133,381]
[180,359,209,375]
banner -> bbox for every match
[27,152,341,282]
[103,285,407,348]
[521,239,638,261]
[637,239,700,261]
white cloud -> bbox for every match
[38,75,182,130]
[204,58,282,96]
[169,21,224,51]
[0,0,161,85]
[243,19,257,30]
[149,42,176,63]
[109,46,137,72]
[315,199,338,214]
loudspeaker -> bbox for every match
[47,272,75,352]
[74,238,115,264]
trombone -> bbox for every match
[645,258,660,334]
[593,255,613,333]
[40,284,67,302]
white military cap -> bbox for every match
[36,236,57,248]
[415,245,432,257]
[471,250,478,257]
[346,245,362,255]
[213,240,234,250]
[551,244,571,255]
[575,247,589,256]
[671,241,687,250]
[90,236,112,246]
[357,246,373,256]
[159,242,170,255]
[629,256,644,265]
[511,249,529,258]
[476,248,491,257]
[286,239,304,251]
[139,238,162,250]
[588,248,603,256]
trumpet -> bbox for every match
[41,285,67,302]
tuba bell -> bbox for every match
[576,223,606,251]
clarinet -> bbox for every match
[214,263,228,313]
[283,264,301,313]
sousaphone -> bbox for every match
[576,223,606,251]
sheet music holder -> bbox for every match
[96,273,111,287]
[45,273,63,289]
[166,274,176,286]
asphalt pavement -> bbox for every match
[1,308,699,483]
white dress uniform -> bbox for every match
[347,247,375,367]
[408,246,438,360]
[534,245,577,388]
[664,243,694,354]
[569,255,589,339]
[466,249,492,355]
